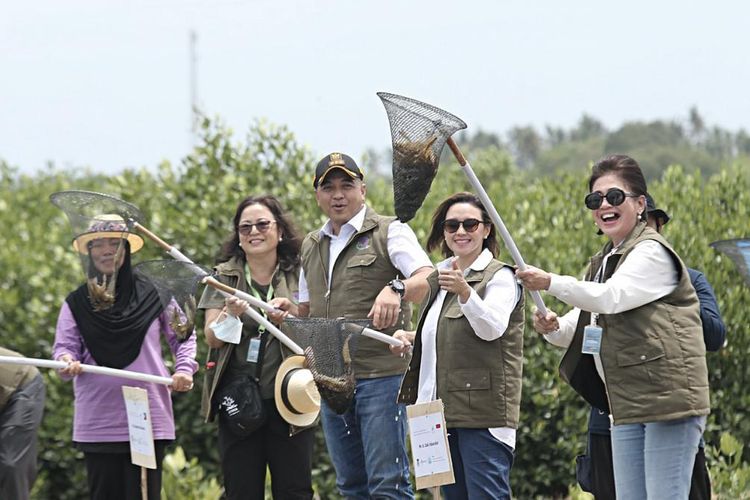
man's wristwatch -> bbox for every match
[387,279,406,298]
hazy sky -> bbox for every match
[2,0,749,174]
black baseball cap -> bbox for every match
[313,152,364,188]
[646,194,671,226]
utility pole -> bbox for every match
[189,29,199,148]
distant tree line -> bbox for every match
[365,107,750,180]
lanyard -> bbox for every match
[244,263,274,336]
[590,246,619,327]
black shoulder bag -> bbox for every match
[215,332,268,437]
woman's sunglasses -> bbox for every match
[238,220,276,236]
[442,218,483,233]
[584,188,639,210]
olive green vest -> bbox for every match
[198,257,299,422]
[300,206,411,378]
[560,222,710,425]
[399,260,525,428]
[0,347,38,411]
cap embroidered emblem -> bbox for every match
[328,152,345,167]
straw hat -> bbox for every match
[73,214,144,254]
[274,355,320,427]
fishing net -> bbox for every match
[377,92,467,222]
[132,260,212,342]
[50,190,146,311]
[283,318,368,414]
[711,239,750,286]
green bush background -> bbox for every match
[2,116,748,499]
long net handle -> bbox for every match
[358,325,404,347]
[130,222,304,354]
[132,220,278,313]
[130,221,192,263]
[0,356,173,385]
[203,277,304,355]
[204,276,279,315]
[446,138,548,315]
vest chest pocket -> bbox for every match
[443,302,465,320]
[344,253,379,296]
[346,252,377,269]
[447,369,491,391]
[445,368,495,414]
[344,253,378,277]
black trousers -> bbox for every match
[83,441,167,500]
[218,398,315,500]
[586,432,712,500]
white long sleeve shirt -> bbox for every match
[417,249,521,448]
[543,240,679,383]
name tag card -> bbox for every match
[122,386,156,469]
[582,325,603,355]
[406,399,455,490]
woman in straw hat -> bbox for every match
[391,192,525,499]
[53,214,198,500]
[198,195,317,500]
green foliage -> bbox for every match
[161,446,223,500]
[707,432,750,499]
[2,114,750,498]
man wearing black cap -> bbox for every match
[578,194,726,500]
[296,152,433,499]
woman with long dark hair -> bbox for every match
[198,194,316,499]
[392,192,525,499]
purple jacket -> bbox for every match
[53,302,198,443]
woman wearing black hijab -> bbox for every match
[53,215,198,500]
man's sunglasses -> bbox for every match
[238,220,276,236]
[442,218,483,233]
[584,188,639,210]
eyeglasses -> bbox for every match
[442,218,483,233]
[238,220,276,236]
[584,188,639,210]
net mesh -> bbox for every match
[711,239,750,286]
[132,260,210,341]
[50,190,146,311]
[377,92,467,222]
[283,318,368,414]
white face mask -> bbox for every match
[209,313,243,344]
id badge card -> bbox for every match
[246,337,262,363]
[581,325,603,354]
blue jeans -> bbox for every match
[611,415,706,500]
[443,428,514,500]
[320,375,413,500]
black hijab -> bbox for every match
[65,241,164,369]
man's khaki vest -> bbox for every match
[399,260,525,428]
[300,206,410,378]
[560,222,710,425]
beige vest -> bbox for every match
[560,222,710,425]
[300,206,410,378]
[399,260,525,428]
